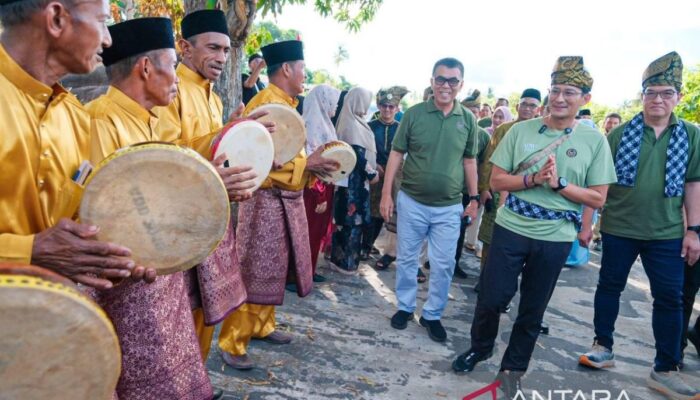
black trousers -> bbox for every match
[469,224,571,371]
[455,194,470,265]
[362,217,384,253]
[682,260,700,352]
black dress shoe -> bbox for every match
[313,273,327,283]
[419,317,447,342]
[453,266,468,279]
[212,388,225,399]
[687,327,700,357]
[539,321,549,335]
[424,261,430,270]
[285,283,297,292]
[390,310,414,330]
[452,349,494,373]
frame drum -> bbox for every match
[319,141,357,183]
[0,263,121,400]
[252,103,306,165]
[79,143,230,275]
[211,119,274,192]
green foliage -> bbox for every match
[244,21,300,58]
[256,0,383,32]
[678,64,700,124]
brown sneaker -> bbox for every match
[260,330,293,344]
[221,352,254,370]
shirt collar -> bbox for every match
[0,43,66,103]
[106,86,156,125]
[177,63,210,89]
[426,99,463,116]
[268,83,299,108]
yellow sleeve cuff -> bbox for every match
[0,233,35,264]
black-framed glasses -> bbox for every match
[433,76,461,88]
[642,89,677,100]
[519,102,539,109]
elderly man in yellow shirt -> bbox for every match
[218,40,339,370]
[154,9,261,365]
[86,17,219,400]
[0,0,156,289]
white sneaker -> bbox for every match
[647,369,700,400]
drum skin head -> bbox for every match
[0,264,121,400]
[79,144,230,275]
[214,120,274,192]
[253,103,306,165]
[320,141,357,183]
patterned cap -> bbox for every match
[377,86,408,106]
[551,56,593,92]
[643,51,683,92]
[461,89,481,108]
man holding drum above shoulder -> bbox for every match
[0,0,154,289]
[217,40,340,370]
[87,18,219,400]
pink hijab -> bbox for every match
[487,106,514,134]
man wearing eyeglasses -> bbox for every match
[380,58,479,343]
[453,57,617,397]
[365,86,409,261]
[580,51,700,398]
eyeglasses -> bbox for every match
[379,104,396,110]
[549,88,582,99]
[433,76,462,88]
[642,89,677,100]
[519,102,539,110]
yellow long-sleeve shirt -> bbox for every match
[0,44,90,263]
[244,84,311,191]
[87,86,160,163]
[154,64,223,144]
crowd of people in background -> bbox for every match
[2,0,700,398]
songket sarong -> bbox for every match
[236,188,313,305]
[96,273,212,400]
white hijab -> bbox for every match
[303,84,341,154]
[335,87,376,168]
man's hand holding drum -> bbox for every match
[306,146,340,179]
[31,219,157,290]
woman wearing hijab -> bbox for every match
[487,105,513,135]
[302,84,341,283]
[330,87,379,274]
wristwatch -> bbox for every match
[468,194,480,203]
[689,226,700,236]
[553,177,568,192]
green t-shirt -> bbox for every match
[602,114,700,240]
[392,100,478,207]
[490,118,617,242]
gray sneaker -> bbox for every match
[647,370,700,400]
[495,370,524,400]
[579,342,615,369]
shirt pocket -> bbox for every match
[54,178,85,223]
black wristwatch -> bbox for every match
[553,177,568,192]
[689,226,700,236]
[468,194,480,203]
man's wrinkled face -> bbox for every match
[184,32,231,81]
[145,49,179,107]
[59,0,112,73]
[516,97,540,121]
[288,60,305,96]
[642,85,681,120]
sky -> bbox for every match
[261,0,700,107]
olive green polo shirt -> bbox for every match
[491,118,617,242]
[602,113,700,240]
[392,99,478,207]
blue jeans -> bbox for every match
[594,233,684,371]
[395,191,462,320]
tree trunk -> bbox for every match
[184,0,257,120]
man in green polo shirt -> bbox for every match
[380,57,479,343]
[579,51,700,398]
[452,56,617,397]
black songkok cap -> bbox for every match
[248,53,263,63]
[0,0,21,5]
[520,88,541,102]
[261,40,304,66]
[181,9,229,39]
[102,18,175,67]
[578,109,592,117]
